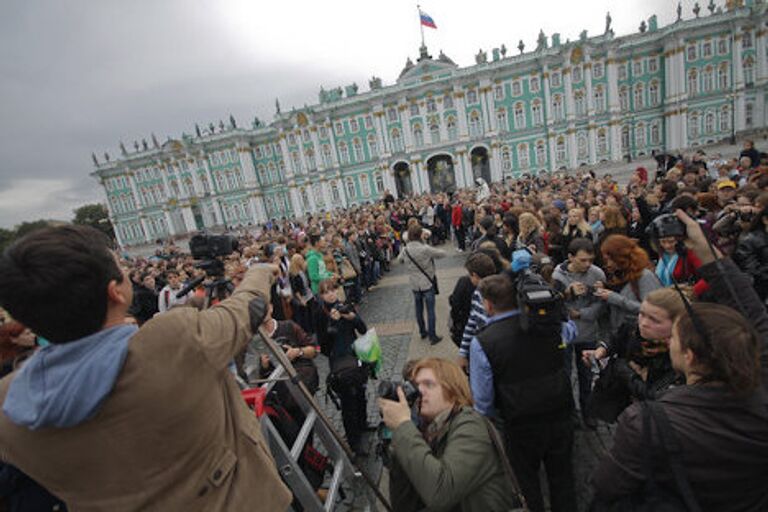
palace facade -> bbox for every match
[92,2,768,246]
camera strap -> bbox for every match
[479,415,528,511]
[404,248,436,288]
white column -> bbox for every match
[548,135,558,172]
[288,186,302,216]
[112,221,126,248]
[279,134,296,179]
[237,147,258,187]
[189,159,203,196]
[320,179,332,207]
[454,152,466,189]
[139,216,150,242]
[202,158,216,195]
[568,131,578,169]
[489,144,502,182]
[462,151,473,186]
[325,120,341,168]
[585,59,595,115]
[564,67,576,122]
[455,89,469,139]
[306,184,317,213]
[310,126,323,170]
[297,141,310,174]
[479,80,494,133]
[181,205,197,232]
[734,34,746,131]
[543,67,554,125]
[157,162,171,200]
[211,199,224,226]
[250,195,266,223]
[399,101,414,150]
[375,112,390,156]
[411,160,423,194]
[588,126,597,164]
[438,99,448,141]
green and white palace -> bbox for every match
[93,2,768,246]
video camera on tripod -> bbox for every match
[176,234,240,303]
[508,249,566,332]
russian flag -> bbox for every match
[420,11,437,29]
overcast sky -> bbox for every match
[0,0,690,228]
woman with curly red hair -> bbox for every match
[594,234,662,334]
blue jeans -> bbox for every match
[413,288,436,339]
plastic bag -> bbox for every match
[352,328,382,374]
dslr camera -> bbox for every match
[645,213,686,240]
[333,303,354,315]
[189,234,239,259]
[377,380,421,406]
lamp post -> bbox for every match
[728,92,737,145]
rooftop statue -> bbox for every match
[475,49,487,64]
[275,98,281,114]
[369,76,383,90]
[252,116,262,128]
[438,50,456,65]
[492,48,500,61]
[195,123,202,138]
[693,2,701,17]
[133,140,140,151]
[552,33,561,47]
[536,30,547,51]
[142,139,148,151]
[639,20,647,32]
[152,133,159,148]
[119,141,127,155]
[345,83,359,97]
[92,153,99,166]
[518,39,525,54]
[580,30,588,42]
[208,122,215,134]
[500,44,507,57]
[230,114,237,129]
[677,2,683,21]
[104,152,111,162]
[605,12,612,34]
[219,120,226,132]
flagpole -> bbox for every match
[417,4,425,48]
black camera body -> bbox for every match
[377,380,420,406]
[189,234,239,259]
[516,270,567,332]
[646,214,686,240]
[334,303,354,315]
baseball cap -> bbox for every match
[716,180,737,190]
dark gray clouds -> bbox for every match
[0,0,676,227]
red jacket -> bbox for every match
[451,205,463,228]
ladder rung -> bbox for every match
[324,458,345,511]
[290,410,317,460]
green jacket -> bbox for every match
[389,406,516,512]
[306,249,332,294]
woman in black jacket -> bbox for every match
[734,206,768,303]
[315,279,370,455]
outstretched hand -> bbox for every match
[674,209,721,265]
[378,386,412,430]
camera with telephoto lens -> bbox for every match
[514,269,567,332]
[645,213,686,240]
[334,303,354,315]
[377,380,421,406]
[189,234,239,259]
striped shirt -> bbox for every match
[459,290,489,358]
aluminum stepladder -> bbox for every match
[241,327,392,512]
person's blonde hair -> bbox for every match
[518,212,541,240]
[644,287,686,321]
[288,253,305,276]
[563,208,591,236]
[410,358,473,408]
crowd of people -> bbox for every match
[1,139,767,511]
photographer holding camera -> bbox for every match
[315,278,371,456]
[379,358,516,512]
[0,225,291,511]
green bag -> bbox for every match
[352,328,382,374]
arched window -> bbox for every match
[532,101,543,125]
[702,67,713,92]
[649,81,660,106]
[718,65,729,90]
[635,123,646,148]
[556,137,566,162]
[352,138,364,162]
[501,146,512,173]
[575,92,585,117]
[443,94,454,109]
[331,181,341,203]
[391,128,403,152]
[634,84,644,109]
[535,141,546,165]
[345,178,356,199]
[518,143,529,168]
[619,87,629,111]
[514,103,525,129]
[720,106,731,132]
[257,164,267,185]
[593,87,605,113]
[688,69,698,95]
[367,134,378,158]
[744,58,755,85]
[338,142,350,165]
[746,103,754,128]
[374,172,385,193]
[597,129,608,154]
[200,173,210,193]
[467,89,478,104]
[577,132,588,158]
[267,162,276,183]
[306,148,316,170]
[688,112,700,139]
[360,175,371,197]
[321,144,332,167]
[291,151,302,173]
[704,111,715,133]
[496,109,508,131]
[430,123,441,144]
[621,125,630,151]
[426,98,437,113]
[552,95,564,121]
[469,111,482,136]
[650,122,661,145]
[300,188,310,210]
[413,124,424,147]
[447,116,458,139]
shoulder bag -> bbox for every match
[404,248,439,295]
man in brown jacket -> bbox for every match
[0,225,292,511]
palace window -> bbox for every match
[319,126,328,139]
[688,113,700,139]
[720,106,731,132]
[338,142,350,164]
[594,87,605,113]
[257,164,267,185]
[634,84,644,109]
[443,94,454,109]
[430,123,441,143]
[702,41,713,58]
[350,118,359,132]
[575,92,586,117]
[551,72,561,88]
[593,62,604,79]
[597,130,608,154]
[514,103,525,129]
[718,66,729,89]
[313,183,324,207]
[306,149,316,170]
[352,138,364,162]
[391,128,404,152]
[494,84,504,100]
[743,31,753,49]
[291,151,302,173]
[513,80,522,96]
[426,98,437,113]
[360,175,371,197]
[687,45,697,61]
[467,89,478,104]
[688,69,698,94]
[619,87,629,111]
[254,146,263,159]
[718,38,728,55]
[535,141,546,165]
[518,143,529,168]
[387,107,398,122]
[322,144,332,167]
[650,122,661,145]
[413,124,424,146]
[331,181,341,203]
[648,58,658,73]
[529,76,540,92]
[410,102,420,116]
[746,103,754,128]
[469,110,482,136]
[447,116,458,139]
[649,81,660,106]
[334,122,343,135]
[618,64,627,81]
[573,66,582,82]
[552,95,564,121]
[556,138,566,162]
[704,112,715,134]
[367,134,378,158]
[532,101,543,125]
[501,146,512,173]
[345,178,356,199]
[364,115,373,129]
[496,109,508,131]
[702,67,714,92]
[621,126,630,151]
[577,132,588,159]
[374,172,385,194]
[744,58,755,86]
[633,60,642,76]
[635,123,646,148]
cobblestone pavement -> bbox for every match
[282,243,612,511]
